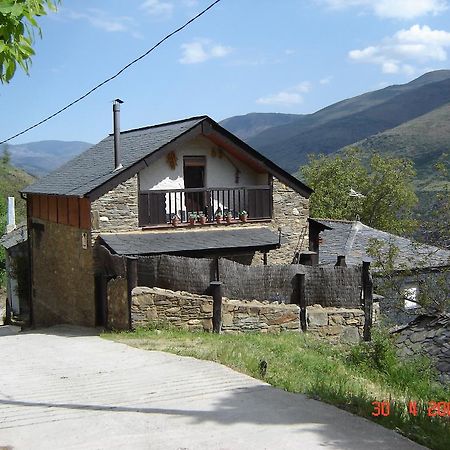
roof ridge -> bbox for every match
[108,115,209,136]
[312,217,356,224]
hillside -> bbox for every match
[2,140,92,177]
[0,161,35,221]
[220,113,300,140]
[221,70,450,174]
[343,103,450,191]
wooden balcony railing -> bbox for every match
[138,185,272,226]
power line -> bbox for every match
[0,0,222,145]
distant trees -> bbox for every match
[418,153,450,249]
[0,0,60,83]
[302,149,418,235]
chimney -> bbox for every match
[113,98,124,171]
[6,196,16,233]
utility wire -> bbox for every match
[1,0,222,145]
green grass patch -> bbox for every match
[103,326,450,449]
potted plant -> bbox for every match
[239,210,248,222]
[171,214,180,227]
[225,211,233,224]
[215,208,223,224]
[198,212,207,225]
[188,212,197,225]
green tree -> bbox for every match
[1,147,11,165]
[302,149,418,234]
[0,0,59,83]
[418,153,450,249]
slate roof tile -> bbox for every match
[317,219,450,270]
[100,227,279,256]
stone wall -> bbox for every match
[392,314,450,383]
[89,173,309,267]
[91,176,139,238]
[266,179,309,265]
[131,287,367,342]
[31,219,96,327]
[307,305,364,344]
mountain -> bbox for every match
[221,70,450,174]
[2,140,92,177]
[220,113,301,140]
[342,103,450,191]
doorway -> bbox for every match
[184,156,206,214]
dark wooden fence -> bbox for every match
[137,255,362,308]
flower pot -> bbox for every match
[189,218,196,226]
[171,217,179,227]
[199,216,206,225]
[215,216,222,224]
[239,214,248,223]
[226,215,232,224]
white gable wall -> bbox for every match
[138,136,268,191]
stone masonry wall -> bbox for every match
[307,304,365,344]
[31,219,96,327]
[392,314,450,383]
[89,173,308,267]
[265,178,309,265]
[91,176,138,239]
[131,287,365,342]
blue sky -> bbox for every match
[2,0,450,145]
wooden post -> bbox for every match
[126,257,138,331]
[4,297,11,325]
[362,261,373,341]
[296,273,307,332]
[215,258,220,281]
[210,281,223,333]
[335,255,347,267]
[126,257,138,290]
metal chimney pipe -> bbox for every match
[113,98,124,171]
[6,196,16,233]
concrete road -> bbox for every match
[0,326,425,450]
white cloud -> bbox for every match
[179,40,232,64]
[320,76,333,84]
[349,24,450,74]
[257,82,312,106]
[319,0,447,20]
[66,9,136,34]
[140,0,173,17]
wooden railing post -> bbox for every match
[362,261,373,342]
[210,281,223,333]
[296,273,307,332]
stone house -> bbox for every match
[22,114,313,328]
[311,218,450,323]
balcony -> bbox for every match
[138,185,272,227]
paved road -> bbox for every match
[0,326,425,450]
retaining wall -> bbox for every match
[131,286,369,343]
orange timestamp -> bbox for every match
[372,400,450,417]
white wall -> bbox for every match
[138,136,269,218]
[139,136,267,190]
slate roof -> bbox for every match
[100,227,280,256]
[0,225,27,250]
[317,219,450,271]
[22,115,312,199]
[23,116,206,197]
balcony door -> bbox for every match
[184,156,206,214]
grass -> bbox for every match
[104,325,450,450]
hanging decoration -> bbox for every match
[166,151,178,170]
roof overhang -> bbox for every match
[99,227,281,257]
